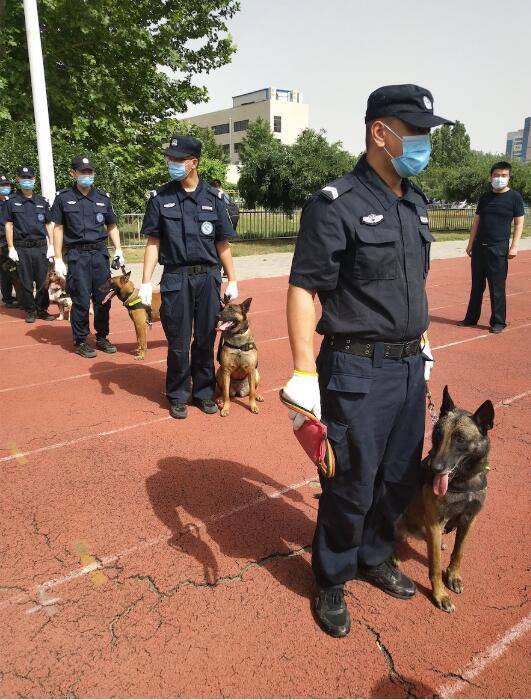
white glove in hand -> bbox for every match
[46,244,55,260]
[113,249,125,268]
[8,247,19,263]
[421,333,434,381]
[283,371,321,430]
[139,282,152,306]
[225,281,238,301]
[54,258,67,278]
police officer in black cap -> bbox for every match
[0,172,19,307]
[4,167,55,323]
[283,84,453,637]
[51,156,125,357]
[139,134,238,419]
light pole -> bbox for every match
[23,0,56,202]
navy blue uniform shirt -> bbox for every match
[0,197,9,246]
[50,186,117,245]
[140,179,236,266]
[289,155,434,342]
[5,191,51,241]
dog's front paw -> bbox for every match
[134,354,145,361]
[220,405,230,417]
[255,394,264,403]
[435,593,455,613]
[249,404,259,414]
[445,570,463,594]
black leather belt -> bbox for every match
[66,242,105,251]
[14,239,46,248]
[165,263,216,274]
[328,335,421,359]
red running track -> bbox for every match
[0,253,529,698]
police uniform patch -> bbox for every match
[201,221,214,235]
[23,168,28,173]
[37,213,45,221]
[171,138,178,146]
[423,96,432,110]
[82,158,89,164]
[201,205,213,211]
[36,204,44,208]
[96,212,104,223]
[419,215,429,224]
[321,186,338,200]
[96,202,105,206]
[67,200,77,204]
[163,202,176,208]
[361,213,384,225]
[14,202,22,206]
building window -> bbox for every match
[233,120,249,133]
[273,115,282,133]
[212,123,229,135]
[233,142,242,153]
[222,144,230,154]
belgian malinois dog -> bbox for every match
[215,297,263,417]
[396,386,494,613]
[100,270,161,360]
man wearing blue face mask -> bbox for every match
[284,85,454,636]
[51,156,125,357]
[140,134,238,419]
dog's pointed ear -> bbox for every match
[472,400,494,434]
[240,297,252,314]
[223,294,230,306]
[440,385,455,416]
[124,270,131,280]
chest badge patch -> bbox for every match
[201,221,214,235]
[37,213,45,222]
[361,213,384,225]
[163,202,176,208]
[96,212,104,223]
[419,215,429,224]
[201,205,213,211]
[36,204,44,208]
[96,202,105,207]
[67,201,77,205]
[14,202,22,206]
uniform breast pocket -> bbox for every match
[63,204,81,225]
[419,226,435,276]
[353,227,399,280]
[94,204,108,225]
[161,207,181,232]
[197,211,218,238]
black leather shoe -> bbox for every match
[37,311,55,320]
[313,587,351,638]
[4,300,18,308]
[194,398,218,415]
[490,325,505,334]
[75,342,97,358]
[25,312,36,324]
[358,560,416,599]
[170,403,188,419]
[457,319,476,327]
[96,338,117,353]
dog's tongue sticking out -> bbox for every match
[433,473,449,497]
[216,321,233,333]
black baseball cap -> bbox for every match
[72,155,96,171]
[16,166,36,178]
[365,84,454,128]
[0,173,11,185]
[163,135,202,159]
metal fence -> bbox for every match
[120,207,477,247]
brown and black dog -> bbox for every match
[45,267,73,320]
[215,297,263,417]
[396,386,494,613]
[100,271,161,360]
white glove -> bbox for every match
[8,247,19,263]
[421,333,434,381]
[139,282,152,306]
[54,258,67,278]
[46,244,55,260]
[283,371,321,430]
[225,281,239,301]
[112,249,125,269]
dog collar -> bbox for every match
[223,340,256,352]
[447,471,488,493]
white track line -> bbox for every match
[429,289,529,313]
[436,613,531,698]
[433,322,531,351]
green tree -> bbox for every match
[430,120,471,167]
[0,0,239,146]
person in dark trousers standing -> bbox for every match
[0,173,18,307]
[283,84,453,637]
[51,156,125,358]
[4,167,55,323]
[139,135,238,419]
[458,161,525,333]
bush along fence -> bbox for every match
[119,207,478,247]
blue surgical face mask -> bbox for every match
[0,186,11,196]
[168,161,189,181]
[77,175,94,187]
[491,176,509,190]
[19,179,35,190]
[382,123,432,177]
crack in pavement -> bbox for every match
[363,624,419,698]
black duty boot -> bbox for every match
[358,559,416,599]
[490,325,505,334]
[37,310,55,320]
[96,337,117,353]
[75,342,97,359]
[194,398,218,415]
[25,312,36,324]
[170,403,188,420]
[457,319,476,327]
[313,587,351,638]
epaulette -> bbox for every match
[319,174,354,201]
[409,181,429,204]
[56,188,69,195]
[207,185,223,199]
[96,188,111,199]
[150,182,172,198]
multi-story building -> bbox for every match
[183,88,309,181]
[506,117,531,162]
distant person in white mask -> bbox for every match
[458,161,525,334]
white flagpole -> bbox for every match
[23,0,56,202]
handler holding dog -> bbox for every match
[284,84,453,637]
[139,135,238,420]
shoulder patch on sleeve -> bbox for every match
[150,189,158,198]
[319,174,354,202]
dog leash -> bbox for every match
[425,382,439,425]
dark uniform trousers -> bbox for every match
[17,244,49,313]
[160,267,221,404]
[464,241,509,328]
[312,342,425,588]
[0,246,15,303]
[66,247,110,344]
